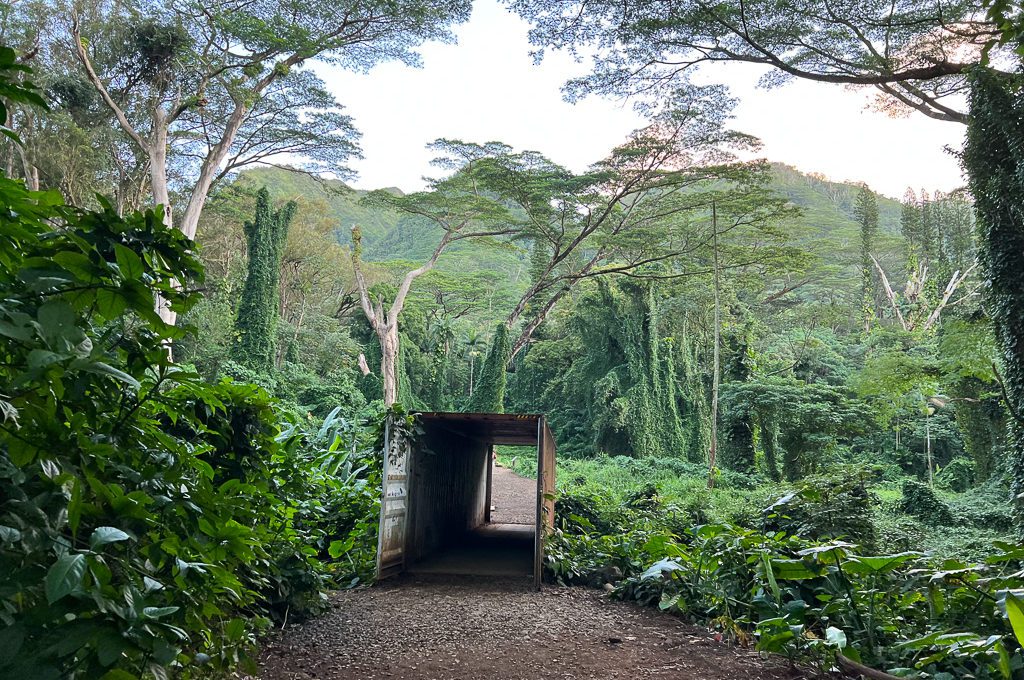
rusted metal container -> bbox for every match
[376,412,556,589]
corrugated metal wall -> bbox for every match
[405,424,489,565]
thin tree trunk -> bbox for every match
[926,411,934,486]
[708,202,721,489]
[380,326,399,407]
[350,224,450,407]
[149,106,179,332]
[178,101,249,240]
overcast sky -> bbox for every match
[313,0,966,200]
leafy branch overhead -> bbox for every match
[506,0,1013,123]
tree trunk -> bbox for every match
[380,325,399,407]
[708,202,721,489]
[149,107,179,331]
[926,411,934,486]
[178,102,249,241]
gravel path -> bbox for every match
[490,463,535,525]
[256,574,805,680]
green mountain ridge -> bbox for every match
[235,163,910,281]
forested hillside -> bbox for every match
[242,162,904,270]
[2,1,1024,678]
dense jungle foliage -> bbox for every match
[2,0,1024,678]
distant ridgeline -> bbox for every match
[232,163,913,289]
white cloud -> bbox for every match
[314,0,965,200]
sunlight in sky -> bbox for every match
[313,0,966,200]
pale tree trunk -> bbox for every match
[72,19,290,333]
[350,225,450,407]
[380,326,399,407]
[708,202,721,489]
[871,255,977,332]
[178,102,250,240]
[149,107,179,330]
[15,109,39,191]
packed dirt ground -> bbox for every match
[256,464,805,680]
[256,573,806,680]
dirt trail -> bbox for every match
[490,463,535,525]
[257,574,803,680]
[255,466,804,680]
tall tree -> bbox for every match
[507,0,1009,123]
[67,0,470,323]
[962,66,1024,528]
[854,184,879,331]
[901,188,923,262]
[350,148,516,406]
[466,324,511,413]
[232,188,295,372]
[420,89,795,359]
[708,202,722,486]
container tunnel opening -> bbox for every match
[377,413,555,588]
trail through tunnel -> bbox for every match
[377,413,556,588]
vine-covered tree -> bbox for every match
[466,323,511,413]
[232,188,296,372]
[854,185,879,331]
[963,66,1024,527]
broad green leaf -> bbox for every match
[846,552,921,575]
[658,592,681,611]
[762,553,780,601]
[142,606,180,619]
[27,348,63,369]
[96,628,128,666]
[328,537,353,558]
[78,361,141,389]
[0,317,33,341]
[770,558,824,580]
[90,526,131,550]
[113,244,144,279]
[36,301,75,339]
[95,288,129,318]
[795,541,857,559]
[45,553,86,603]
[99,670,138,680]
[1005,592,1024,649]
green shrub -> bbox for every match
[872,511,929,554]
[948,485,1014,532]
[936,457,976,492]
[0,173,379,678]
[274,362,367,418]
[899,479,954,525]
[547,521,1024,678]
[220,358,280,393]
[763,467,879,550]
[555,486,624,534]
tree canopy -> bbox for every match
[506,0,1013,122]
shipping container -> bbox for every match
[376,412,556,589]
